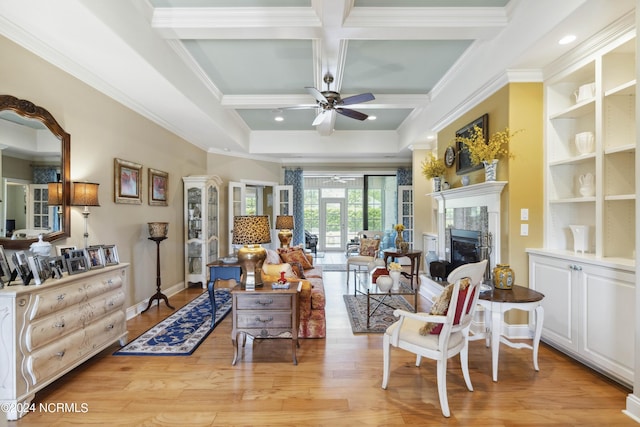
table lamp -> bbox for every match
[71,181,100,248]
[275,215,294,248]
[232,215,271,289]
[47,182,63,230]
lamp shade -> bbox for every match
[275,215,294,230]
[71,182,100,207]
[47,182,63,206]
[232,215,271,245]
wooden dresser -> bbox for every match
[0,264,129,420]
[231,282,301,365]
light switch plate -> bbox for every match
[520,208,529,221]
[520,224,529,236]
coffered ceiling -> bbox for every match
[0,0,635,164]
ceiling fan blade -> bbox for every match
[336,108,368,121]
[340,92,375,106]
[280,104,317,110]
[312,110,328,126]
[306,87,328,104]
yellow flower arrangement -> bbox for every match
[394,224,405,233]
[421,153,446,179]
[456,126,523,166]
[389,262,402,271]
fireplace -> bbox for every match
[450,229,481,271]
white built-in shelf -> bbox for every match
[549,99,595,120]
[604,79,636,97]
[549,153,596,167]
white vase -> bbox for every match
[433,177,442,192]
[483,159,498,181]
[569,225,589,254]
[376,275,393,292]
[389,270,401,291]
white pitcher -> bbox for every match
[573,82,596,103]
[575,132,594,154]
[578,173,595,197]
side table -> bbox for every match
[231,282,301,365]
[471,284,545,381]
[142,236,175,313]
[207,261,242,327]
[383,249,422,289]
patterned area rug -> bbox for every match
[343,293,415,333]
[114,290,231,356]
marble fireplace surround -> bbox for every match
[429,181,507,286]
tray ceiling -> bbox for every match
[0,0,634,164]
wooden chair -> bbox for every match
[382,260,487,417]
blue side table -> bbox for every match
[207,261,242,327]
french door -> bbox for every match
[320,198,346,251]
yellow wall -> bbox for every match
[425,83,544,322]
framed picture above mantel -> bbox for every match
[456,114,488,175]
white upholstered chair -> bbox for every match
[382,260,487,417]
[346,235,381,288]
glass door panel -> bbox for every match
[321,199,345,250]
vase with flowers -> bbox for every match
[421,153,446,191]
[394,223,405,249]
[388,262,403,290]
[456,126,523,181]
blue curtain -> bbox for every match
[284,168,304,246]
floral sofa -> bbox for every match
[262,247,326,338]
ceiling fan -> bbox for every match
[304,73,375,126]
[323,175,357,184]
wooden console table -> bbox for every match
[231,282,301,365]
[383,249,422,289]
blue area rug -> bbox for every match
[114,290,231,356]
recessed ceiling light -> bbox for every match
[368,115,377,121]
[274,116,284,122]
[559,34,576,45]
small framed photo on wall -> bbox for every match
[148,168,168,206]
[114,158,143,204]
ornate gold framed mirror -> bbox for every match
[0,95,70,249]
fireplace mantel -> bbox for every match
[428,181,507,269]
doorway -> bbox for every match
[321,198,345,251]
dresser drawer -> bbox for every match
[235,294,292,310]
[29,273,123,321]
[25,289,125,352]
[235,310,292,329]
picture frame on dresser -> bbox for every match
[66,250,90,275]
[85,246,105,269]
[12,251,32,285]
[0,245,11,283]
[102,244,119,265]
[56,245,77,257]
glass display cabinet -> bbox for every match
[183,175,222,287]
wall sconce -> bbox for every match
[71,181,100,248]
[275,215,294,248]
[232,215,271,289]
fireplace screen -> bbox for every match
[450,229,480,270]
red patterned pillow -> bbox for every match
[419,277,473,335]
[278,248,313,270]
[359,238,380,257]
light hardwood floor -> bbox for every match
[9,264,636,426]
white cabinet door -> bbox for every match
[580,263,635,383]
[529,254,578,352]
